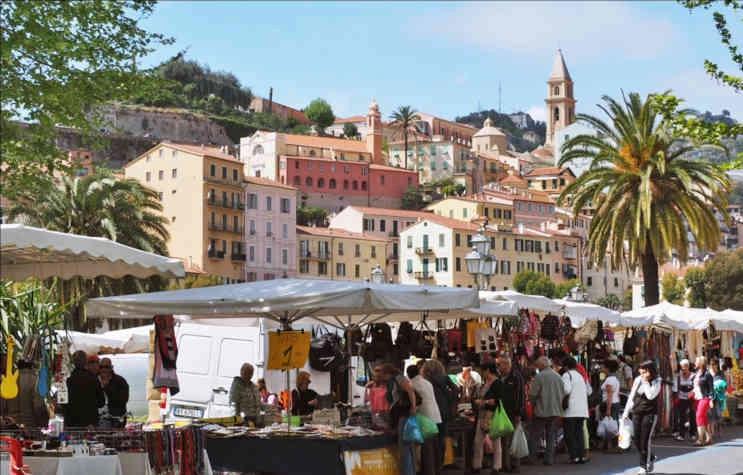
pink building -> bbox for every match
[243,176,298,281]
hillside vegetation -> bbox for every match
[455,109,546,152]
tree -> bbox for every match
[558,92,730,306]
[684,267,707,308]
[296,206,328,227]
[305,98,335,135]
[525,275,556,298]
[389,106,421,169]
[169,274,223,290]
[343,122,359,139]
[401,186,426,210]
[512,270,541,293]
[554,279,580,300]
[0,0,173,197]
[704,249,743,310]
[595,293,622,310]
[661,272,686,305]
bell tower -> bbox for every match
[365,99,383,164]
[545,49,576,148]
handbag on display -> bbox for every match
[413,322,436,358]
[310,326,344,371]
[396,322,415,358]
[446,327,464,353]
[541,313,560,341]
[363,323,394,362]
[623,328,641,356]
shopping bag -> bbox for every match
[416,414,439,439]
[443,436,455,466]
[509,423,529,459]
[597,416,619,439]
[489,401,514,438]
[402,416,424,444]
[618,418,633,450]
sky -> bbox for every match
[140,1,743,123]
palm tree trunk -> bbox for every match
[642,239,660,306]
[404,131,408,170]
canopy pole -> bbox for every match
[347,315,353,406]
[280,311,292,433]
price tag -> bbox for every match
[267,331,310,370]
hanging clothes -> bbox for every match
[153,315,180,396]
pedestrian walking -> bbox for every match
[562,356,589,465]
[623,360,662,474]
[527,356,563,466]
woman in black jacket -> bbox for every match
[472,361,502,474]
[693,355,714,446]
[622,361,662,474]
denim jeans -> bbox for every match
[398,417,416,475]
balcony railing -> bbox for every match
[563,247,578,260]
[415,247,434,256]
[299,250,331,260]
[204,175,241,187]
[414,271,433,280]
[206,198,245,210]
[208,249,225,260]
[208,223,244,234]
[231,253,246,261]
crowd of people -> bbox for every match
[64,351,130,428]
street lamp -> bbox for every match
[370,264,385,284]
[465,226,497,290]
[569,285,586,302]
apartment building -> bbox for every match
[243,176,298,282]
[524,167,576,198]
[296,226,388,281]
[124,142,246,281]
[398,216,581,289]
[426,196,514,226]
[328,206,434,281]
[482,184,557,228]
[387,136,474,185]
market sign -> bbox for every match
[344,447,400,475]
[267,330,311,370]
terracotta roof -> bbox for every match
[171,257,205,274]
[524,167,572,177]
[296,225,388,242]
[530,148,554,159]
[423,214,480,231]
[500,175,526,184]
[436,195,513,207]
[244,176,297,191]
[369,163,417,173]
[349,206,434,219]
[333,116,366,124]
[162,141,241,163]
[283,133,368,153]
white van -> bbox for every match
[97,353,149,419]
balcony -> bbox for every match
[204,175,242,187]
[563,246,578,260]
[300,250,331,260]
[208,249,225,260]
[206,198,245,210]
[414,271,434,280]
[415,247,434,256]
[231,253,246,261]
[208,223,244,235]
[388,231,399,238]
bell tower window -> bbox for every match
[554,86,559,96]
[554,107,560,121]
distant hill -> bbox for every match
[682,110,742,167]
[455,109,546,153]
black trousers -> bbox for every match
[632,413,658,468]
[564,417,585,460]
[676,398,696,437]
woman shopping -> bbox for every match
[693,356,714,446]
[472,361,503,474]
[622,361,662,475]
[562,356,589,464]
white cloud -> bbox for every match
[527,106,546,123]
[663,69,743,117]
[417,2,679,63]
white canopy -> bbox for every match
[86,279,480,327]
[712,309,743,332]
[486,290,564,314]
[58,330,130,355]
[619,301,716,330]
[101,326,152,353]
[553,299,622,327]
[1,224,185,280]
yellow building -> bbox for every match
[296,226,388,281]
[524,167,576,198]
[124,141,246,282]
[426,196,514,226]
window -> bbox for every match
[555,241,560,251]
[371,246,376,258]
[247,193,257,209]
[355,244,361,257]
[344,166,350,174]
[295,161,300,169]
[380,175,385,185]
[430,161,436,171]
[463,208,468,218]
[266,248,272,263]
[546,264,550,276]
[406,259,413,273]
[361,168,368,176]
[329,179,337,189]
[555,262,560,273]
[490,237,496,250]
[355,265,360,279]
[305,177,313,187]
[319,164,324,172]
[587,276,593,286]
[266,222,272,236]
[361,181,367,191]
[456,257,461,272]
[317,178,325,188]
[222,166,227,179]
[560,178,566,186]
[249,220,256,235]
[249,246,255,261]
[467,235,472,247]
[554,107,560,121]
[336,263,346,277]
[172,168,178,178]
[552,179,558,189]
[145,172,151,182]
[338,243,344,256]
[293,176,301,186]
[343,180,349,190]
[210,164,216,177]
[439,233,445,247]
[222,239,227,252]
[408,177,412,185]
[158,170,164,180]
[282,249,288,265]
[318,262,328,275]
[484,208,489,218]
[435,258,448,272]
[352,181,358,190]
[282,223,288,239]
[455,233,461,247]
[442,161,449,170]
[299,260,309,273]
[233,215,239,232]
[266,196,272,211]
[281,198,291,213]
[233,169,238,182]
[393,263,399,275]
[546,242,551,253]
[253,145,264,155]
[407,236,413,248]
[222,214,228,228]
[554,86,559,96]
[158,192,163,201]
[380,220,386,232]
[614,278,619,287]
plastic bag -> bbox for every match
[510,423,529,458]
[443,436,455,466]
[402,416,424,444]
[597,416,619,439]
[416,414,439,439]
[490,401,515,438]
[618,418,633,450]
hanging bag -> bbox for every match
[310,326,343,371]
[363,323,393,362]
[509,423,529,458]
[402,416,424,444]
[413,321,436,358]
[489,401,515,438]
[623,328,640,356]
[416,414,439,439]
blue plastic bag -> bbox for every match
[402,416,424,444]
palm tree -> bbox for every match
[9,171,170,328]
[558,92,729,306]
[389,106,421,169]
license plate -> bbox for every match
[173,406,204,419]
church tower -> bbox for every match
[545,49,576,148]
[365,99,383,164]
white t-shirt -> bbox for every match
[411,375,442,424]
[601,375,621,403]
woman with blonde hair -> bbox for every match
[693,356,714,446]
[292,371,318,416]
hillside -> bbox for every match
[455,109,546,152]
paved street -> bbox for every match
[444,425,743,475]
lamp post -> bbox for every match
[371,264,385,284]
[569,285,586,302]
[465,226,497,290]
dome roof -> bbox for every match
[474,118,506,137]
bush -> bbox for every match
[513,270,540,293]
[525,275,556,298]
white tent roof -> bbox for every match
[58,330,130,355]
[553,299,621,327]
[713,309,743,332]
[619,301,716,330]
[86,279,480,327]
[1,224,185,280]
[486,290,563,314]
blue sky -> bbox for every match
[141,1,742,122]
